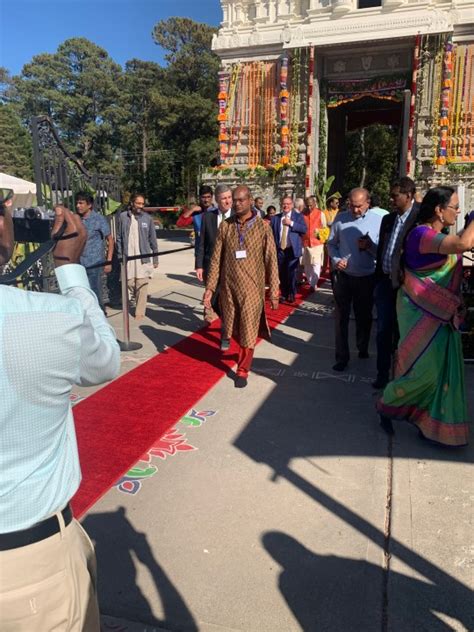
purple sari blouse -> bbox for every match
[404,225,447,271]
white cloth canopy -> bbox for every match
[0,173,37,207]
[0,172,36,195]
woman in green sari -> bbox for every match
[377,187,474,446]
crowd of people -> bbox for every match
[184,179,471,448]
[50,178,473,446]
[0,172,471,629]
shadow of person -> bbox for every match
[139,305,203,353]
[82,507,198,631]
[263,532,473,632]
[165,272,203,288]
[140,315,237,377]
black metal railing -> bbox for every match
[27,115,122,292]
[31,115,121,211]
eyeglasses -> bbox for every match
[446,205,460,211]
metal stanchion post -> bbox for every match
[118,253,143,352]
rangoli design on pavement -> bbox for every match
[113,409,218,496]
[181,408,217,427]
[253,367,373,384]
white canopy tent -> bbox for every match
[0,172,37,207]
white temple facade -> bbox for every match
[214,0,472,55]
[208,0,474,206]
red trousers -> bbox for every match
[237,347,254,378]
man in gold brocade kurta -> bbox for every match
[204,186,280,388]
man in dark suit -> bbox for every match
[373,177,420,389]
[196,183,233,349]
[271,196,307,304]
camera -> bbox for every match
[12,207,55,243]
[0,189,55,243]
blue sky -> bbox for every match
[0,0,222,76]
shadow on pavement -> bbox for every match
[165,273,203,288]
[141,306,203,353]
[83,507,198,632]
[233,291,473,630]
[263,531,472,631]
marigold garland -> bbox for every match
[280,55,290,164]
[406,34,421,176]
[447,43,474,163]
[305,46,315,196]
[289,48,302,167]
[217,71,229,163]
[437,35,453,166]
[431,36,444,163]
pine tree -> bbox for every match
[0,104,33,179]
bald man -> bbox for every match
[327,188,382,372]
[204,186,279,388]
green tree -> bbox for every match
[12,38,125,174]
[0,67,14,103]
[0,104,33,179]
[119,59,165,198]
[153,17,219,98]
[5,19,221,204]
[344,124,398,207]
[152,18,219,198]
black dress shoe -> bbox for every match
[379,415,394,435]
[235,376,248,388]
[287,294,295,304]
[372,377,388,390]
[332,362,347,372]
[279,296,287,303]
[358,351,369,359]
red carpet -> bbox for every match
[71,290,310,517]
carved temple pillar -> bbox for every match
[268,0,277,20]
[332,0,353,12]
[221,0,230,27]
[277,0,292,18]
[233,1,244,25]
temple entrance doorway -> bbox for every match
[326,96,404,206]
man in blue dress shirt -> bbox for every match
[328,188,382,372]
[0,204,120,630]
[76,191,115,311]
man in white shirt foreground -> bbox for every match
[0,203,120,630]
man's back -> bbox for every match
[0,269,119,533]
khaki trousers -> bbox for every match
[303,245,324,289]
[128,277,149,318]
[0,517,100,631]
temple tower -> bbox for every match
[207,0,474,209]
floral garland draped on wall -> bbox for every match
[420,33,474,167]
[216,50,309,169]
[447,42,474,164]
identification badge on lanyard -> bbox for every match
[235,250,247,259]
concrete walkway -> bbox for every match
[75,234,473,632]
